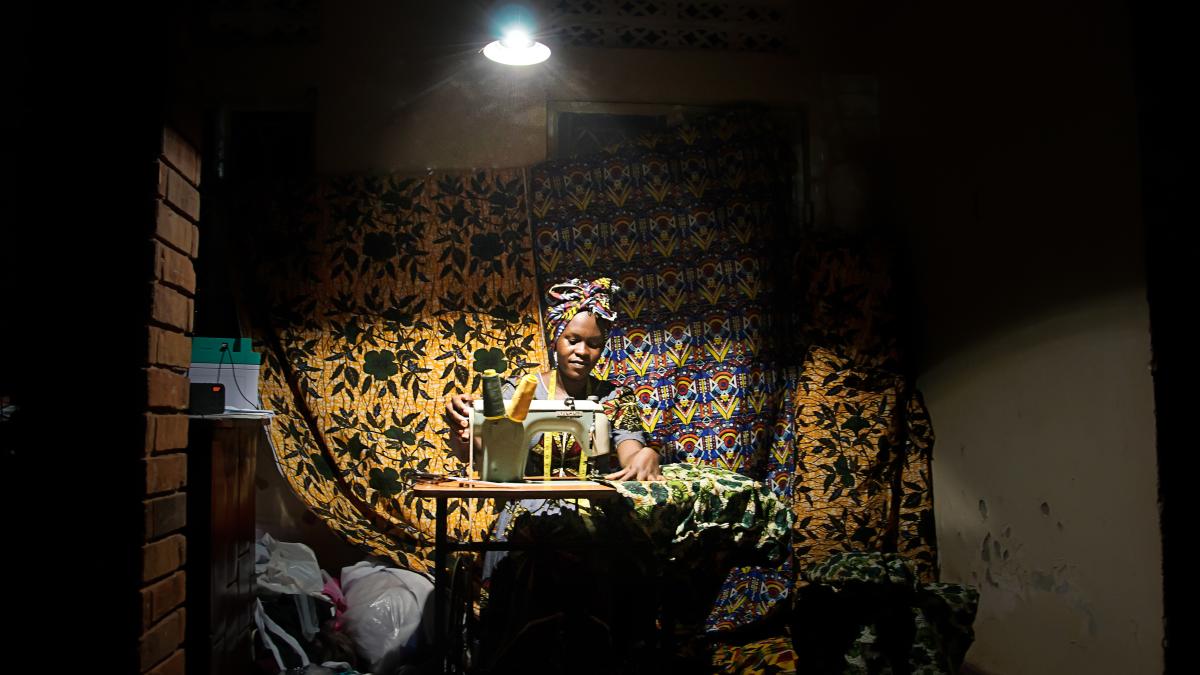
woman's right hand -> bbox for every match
[444,393,476,451]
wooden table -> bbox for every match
[185,413,272,675]
[412,479,620,671]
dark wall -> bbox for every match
[4,4,183,668]
[879,0,1145,371]
[1128,3,1188,671]
[876,1,1165,672]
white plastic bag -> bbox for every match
[256,532,325,598]
[254,598,310,671]
[340,561,433,671]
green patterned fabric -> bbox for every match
[482,465,790,671]
[805,550,919,589]
[604,463,792,563]
[498,464,791,565]
[792,552,979,675]
[712,553,978,674]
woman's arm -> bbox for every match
[599,383,663,481]
[605,439,663,481]
[444,393,482,468]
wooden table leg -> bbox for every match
[434,496,448,670]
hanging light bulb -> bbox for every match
[502,28,533,49]
[483,25,551,65]
[483,3,550,66]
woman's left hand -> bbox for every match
[606,446,664,482]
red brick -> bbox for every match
[151,284,193,332]
[153,241,196,294]
[147,367,189,410]
[155,201,196,258]
[142,413,155,452]
[162,128,201,186]
[144,492,187,538]
[145,413,189,453]
[144,650,184,675]
[146,454,187,494]
[142,571,186,629]
[163,165,200,221]
[148,327,191,369]
[142,534,186,582]
[140,608,185,671]
[157,161,168,198]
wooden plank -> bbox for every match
[412,480,618,500]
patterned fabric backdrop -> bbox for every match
[527,110,814,638]
[787,239,937,580]
[705,364,800,632]
[789,239,904,371]
[256,170,546,571]
[529,110,794,473]
[249,113,943,642]
[789,347,934,575]
[706,236,940,634]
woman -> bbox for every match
[445,280,663,669]
[444,277,663,481]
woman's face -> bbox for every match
[555,311,606,382]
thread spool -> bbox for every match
[481,369,506,419]
[506,373,538,421]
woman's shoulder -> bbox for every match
[591,377,643,435]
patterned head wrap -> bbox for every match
[545,277,620,361]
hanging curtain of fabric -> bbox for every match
[250,110,938,598]
[528,109,795,474]
[257,170,546,570]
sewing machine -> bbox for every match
[470,396,611,482]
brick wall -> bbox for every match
[139,127,200,675]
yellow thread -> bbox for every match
[543,373,554,479]
[508,373,537,421]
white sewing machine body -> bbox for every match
[470,398,611,482]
